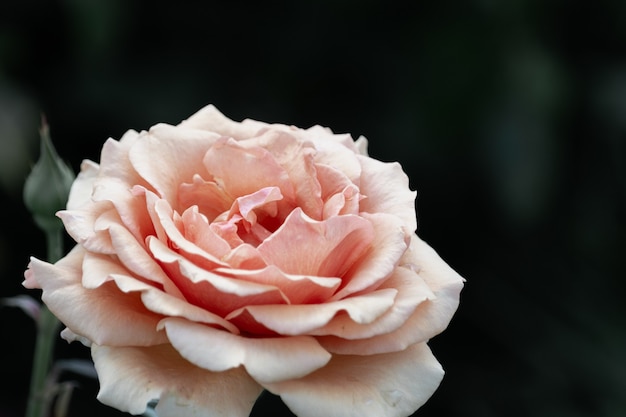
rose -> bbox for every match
[24,105,464,417]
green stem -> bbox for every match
[25,228,63,417]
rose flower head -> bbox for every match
[24,105,464,417]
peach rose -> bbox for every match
[24,105,464,417]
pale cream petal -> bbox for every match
[257,208,374,277]
[332,212,409,300]
[265,342,444,417]
[226,288,397,336]
[357,154,417,233]
[25,247,166,346]
[92,343,262,417]
[160,317,331,383]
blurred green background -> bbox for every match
[1,1,625,416]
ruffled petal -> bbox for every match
[318,236,464,355]
[332,212,408,300]
[108,223,183,297]
[257,208,374,277]
[203,137,296,201]
[57,202,116,255]
[179,104,268,140]
[160,317,331,383]
[226,288,397,336]
[311,265,434,341]
[241,130,324,219]
[265,342,444,417]
[24,247,166,346]
[153,199,228,270]
[215,265,341,305]
[128,124,220,203]
[178,174,233,221]
[65,159,99,210]
[357,154,417,233]
[92,343,262,417]
[149,237,288,316]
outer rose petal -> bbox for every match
[24,246,166,346]
[92,344,262,417]
[357,154,418,233]
[317,236,464,355]
[65,159,99,210]
[179,104,268,140]
[310,265,435,340]
[264,342,444,417]
[332,212,408,300]
[226,288,398,336]
[160,317,332,383]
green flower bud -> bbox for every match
[23,116,75,233]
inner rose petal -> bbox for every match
[178,174,232,222]
[149,238,288,316]
[203,137,296,202]
[257,208,374,277]
[240,130,324,220]
[214,265,341,305]
[153,199,228,270]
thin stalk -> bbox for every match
[25,228,63,417]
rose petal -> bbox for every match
[24,246,166,346]
[227,186,283,224]
[203,137,296,201]
[222,244,267,270]
[154,199,228,270]
[160,317,331,383]
[257,208,374,277]
[57,202,116,255]
[318,236,464,355]
[178,174,233,222]
[357,154,418,233]
[226,288,398,336]
[92,343,262,417]
[264,342,444,417]
[97,131,142,186]
[179,104,268,140]
[216,265,341,305]
[108,223,184,298]
[241,130,324,219]
[128,124,220,203]
[181,205,231,255]
[311,265,434,341]
[65,159,99,210]
[332,212,409,300]
[109,271,240,334]
[310,136,363,185]
[149,238,288,316]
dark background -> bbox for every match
[1,1,625,416]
